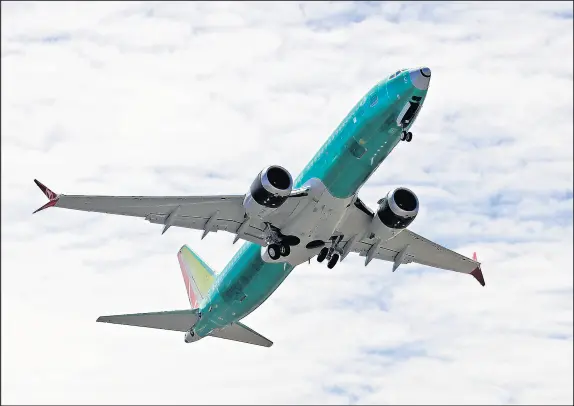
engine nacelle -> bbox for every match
[370,187,419,241]
[243,165,293,219]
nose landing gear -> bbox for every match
[400,130,413,142]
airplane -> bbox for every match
[33,66,484,348]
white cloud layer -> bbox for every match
[2,1,573,404]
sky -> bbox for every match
[1,1,573,404]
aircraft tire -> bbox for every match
[268,244,281,260]
[327,253,339,269]
[317,247,329,263]
[406,132,413,142]
[279,243,291,257]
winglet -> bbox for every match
[33,179,59,214]
[470,252,485,287]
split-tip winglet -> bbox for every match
[470,251,485,287]
[470,267,485,287]
[33,179,59,214]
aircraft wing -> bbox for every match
[32,179,270,244]
[350,229,485,286]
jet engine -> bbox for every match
[243,165,293,219]
[370,187,419,241]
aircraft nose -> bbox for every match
[409,67,431,90]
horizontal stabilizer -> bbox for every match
[210,322,273,347]
[97,309,199,332]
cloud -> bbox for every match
[1,1,572,404]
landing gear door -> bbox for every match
[396,99,421,128]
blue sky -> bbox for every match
[1,1,573,404]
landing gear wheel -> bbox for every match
[267,244,281,260]
[400,131,407,141]
[279,243,290,257]
[317,247,329,263]
[406,132,412,142]
[327,253,340,269]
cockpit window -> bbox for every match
[389,69,407,79]
[369,93,378,107]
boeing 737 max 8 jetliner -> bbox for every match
[33,67,484,347]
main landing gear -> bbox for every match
[317,235,343,269]
[267,242,290,260]
[264,223,298,260]
[400,130,413,142]
[317,247,341,269]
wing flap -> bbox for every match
[96,309,199,332]
[145,215,266,243]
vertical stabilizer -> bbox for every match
[177,245,216,308]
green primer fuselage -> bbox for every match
[194,70,428,336]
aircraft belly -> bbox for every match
[196,244,295,332]
[217,187,353,323]
[280,178,352,241]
